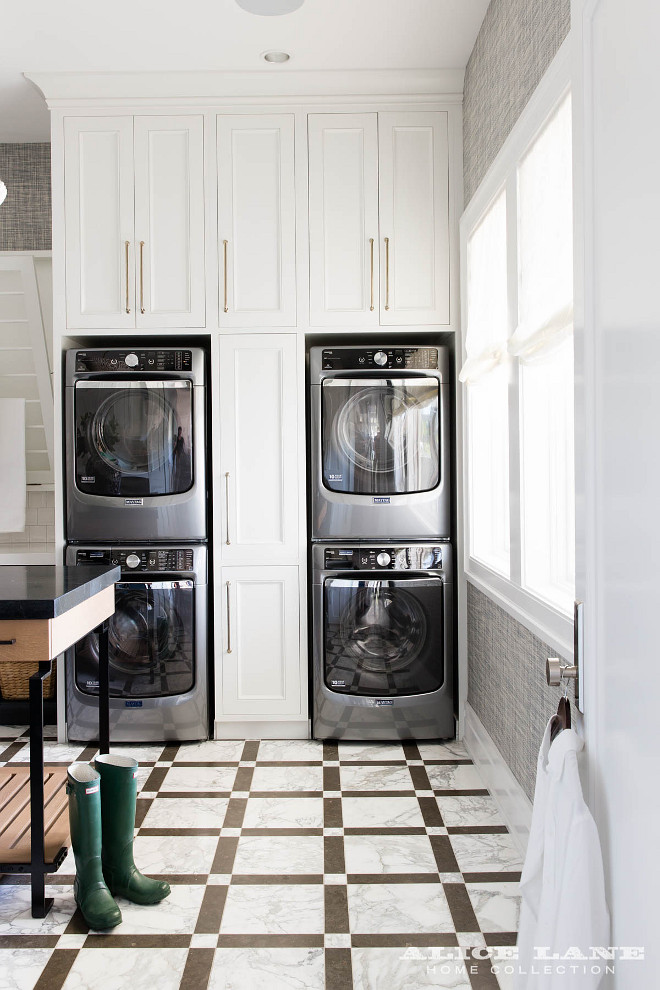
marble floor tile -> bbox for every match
[339,765,414,792]
[141,796,229,829]
[250,765,323,792]
[344,834,438,875]
[233,835,324,875]
[425,764,486,791]
[255,740,324,762]
[351,947,473,990]
[9,742,88,764]
[0,725,26,738]
[0,948,53,990]
[242,797,324,829]
[435,794,505,827]
[347,883,454,933]
[208,947,325,990]
[417,740,470,761]
[466,881,521,932]
[337,742,407,762]
[220,884,325,934]
[174,740,245,763]
[61,947,189,990]
[106,744,168,764]
[449,834,524,874]
[94,884,206,935]
[0,884,76,935]
[161,765,237,792]
[131,834,219,874]
[341,796,425,828]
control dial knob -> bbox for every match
[125,353,139,368]
[125,553,141,569]
[373,350,388,367]
[376,551,391,567]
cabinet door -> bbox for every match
[217,115,296,327]
[308,113,379,327]
[134,116,206,328]
[219,334,299,563]
[64,117,135,329]
[220,565,301,717]
[378,112,450,325]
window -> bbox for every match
[460,82,574,649]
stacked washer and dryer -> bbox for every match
[309,344,454,741]
[64,347,209,742]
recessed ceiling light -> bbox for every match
[236,0,304,15]
[263,51,291,63]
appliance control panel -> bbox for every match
[75,349,193,373]
[75,548,195,572]
[324,546,444,570]
[321,347,438,372]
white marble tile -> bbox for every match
[337,742,407,762]
[250,765,323,792]
[174,740,245,763]
[141,796,229,829]
[466,882,521,933]
[10,743,88,764]
[242,797,324,829]
[457,932,486,948]
[495,965,516,990]
[233,835,324,875]
[191,933,219,948]
[135,767,153,792]
[254,740,323,762]
[425,764,486,791]
[90,884,205,935]
[342,796,424,828]
[220,884,324,934]
[351,947,472,990]
[0,884,75,934]
[339,765,414,792]
[449,834,523,874]
[61,947,188,990]
[209,948,325,990]
[0,725,26,739]
[417,740,470,760]
[106,744,168,764]
[161,766,237,792]
[0,948,53,990]
[344,834,437,875]
[325,933,351,948]
[131,834,218,874]
[435,795,505,827]
[348,883,454,934]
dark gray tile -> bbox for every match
[195,885,228,934]
[32,949,78,990]
[179,948,215,990]
[429,835,460,872]
[325,947,353,990]
[241,741,260,762]
[324,836,345,874]
[211,837,239,874]
[325,885,349,933]
[443,882,480,932]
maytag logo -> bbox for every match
[374,699,394,706]
[373,496,391,504]
[81,476,95,483]
[125,700,143,708]
[124,498,143,506]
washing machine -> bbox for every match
[65,544,208,742]
[65,347,206,542]
[309,344,450,541]
[312,541,454,740]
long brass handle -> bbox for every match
[384,236,390,311]
[223,240,229,314]
[124,241,130,314]
[226,581,232,653]
[369,238,375,311]
[139,241,145,314]
[225,471,231,545]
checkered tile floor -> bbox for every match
[0,727,521,990]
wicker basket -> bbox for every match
[0,661,57,701]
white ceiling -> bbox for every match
[1,0,489,141]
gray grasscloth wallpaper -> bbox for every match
[463,0,571,205]
[0,144,52,251]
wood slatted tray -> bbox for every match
[0,767,69,866]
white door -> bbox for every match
[217,115,296,328]
[308,113,379,327]
[64,117,135,329]
[219,334,299,563]
[378,111,450,325]
[133,116,206,328]
[220,565,301,717]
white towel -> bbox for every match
[0,399,26,532]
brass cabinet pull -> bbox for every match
[223,240,229,313]
[225,471,231,545]
[369,237,375,311]
[124,241,130,313]
[384,236,390,310]
[0,639,16,646]
[226,581,232,653]
[139,241,145,314]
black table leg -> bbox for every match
[98,620,110,755]
[29,661,53,919]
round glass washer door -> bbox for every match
[91,389,177,475]
[339,585,427,673]
[335,385,420,475]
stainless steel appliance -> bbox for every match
[65,544,208,742]
[312,542,454,740]
[65,347,207,542]
[310,345,450,541]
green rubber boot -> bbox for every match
[66,763,122,930]
[95,753,170,905]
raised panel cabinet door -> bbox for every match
[378,111,450,325]
[220,566,301,716]
[64,117,135,329]
[217,115,296,328]
[133,115,206,328]
[308,113,379,327]
[219,334,299,563]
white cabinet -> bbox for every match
[219,565,301,717]
[308,110,450,326]
[217,115,296,328]
[64,115,205,329]
[219,334,299,563]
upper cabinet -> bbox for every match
[64,115,206,329]
[308,111,450,327]
[217,115,296,328]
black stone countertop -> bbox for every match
[0,566,121,620]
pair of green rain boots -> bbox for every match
[66,753,170,930]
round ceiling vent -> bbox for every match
[236,0,304,14]
[262,50,291,63]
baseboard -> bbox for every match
[463,702,532,857]
[214,719,311,740]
